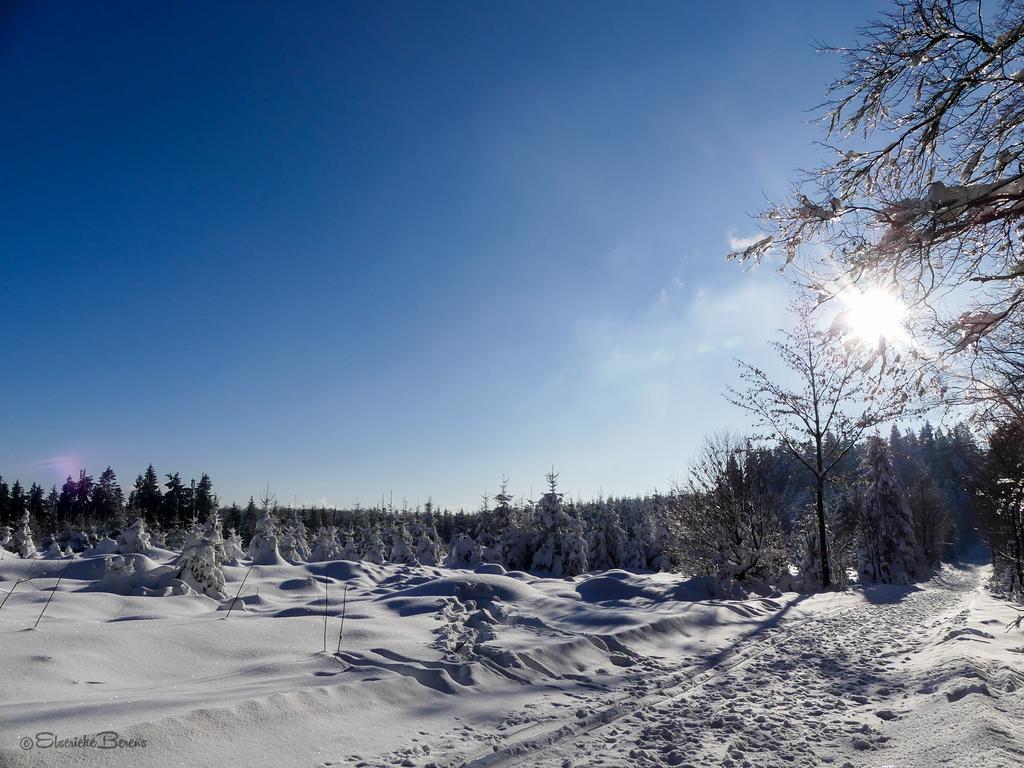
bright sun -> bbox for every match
[838,288,908,344]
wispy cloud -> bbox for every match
[553,272,796,487]
[31,454,82,479]
[583,275,791,377]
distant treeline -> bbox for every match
[0,420,1007,588]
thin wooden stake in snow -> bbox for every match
[225,564,254,620]
[322,576,329,653]
[1,563,39,613]
[33,560,70,629]
[336,581,349,654]
[0,581,20,612]
[0,579,25,612]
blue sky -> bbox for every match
[1,0,887,508]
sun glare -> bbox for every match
[839,288,908,344]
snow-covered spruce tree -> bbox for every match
[620,530,648,570]
[477,478,515,564]
[310,526,343,561]
[501,526,533,571]
[988,478,1024,597]
[65,528,90,552]
[587,502,627,571]
[205,509,227,564]
[530,471,588,577]
[389,524,419,565]
[175,530,228,599]
[361,526,386,565]
[617,498,651,570]
[178,517,204,552]
[91,466,125,529]
[121,517,152,555]
[11,509,36,558]
[247,489,282,565]
[412,511,441,566]
[975,419,1024,597]
[164,524,192,552]
[415,532,440,566]
[278,528,299,563]
[859,435,926,584]
[644,494,674,572]
[446,532,482,568]
[339,528,360,560]
[563,510,589,576]
[493,490,533,571]
[0,525,12,551]
[472,493,496,559]
[223,527,246,564]
[279,509,311,563]
[41,531,63,558]
[889,428,955,566]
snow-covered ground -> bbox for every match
[1,551,1021,767]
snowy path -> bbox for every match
[426,561,1024,768]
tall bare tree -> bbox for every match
[731,0,1024,420]
[728,300,914,588]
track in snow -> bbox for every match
[446,563,982,768]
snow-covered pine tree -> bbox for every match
[247,491,283,565]
[179,516,204,552]
[205,508,227,565]
[563,511,589,576]
[121,517,152,555]
[620,536,647,570]
[472,492,504,563]
[646,493,674,572]
[65,528,90,552]
[389,524,419,565]
[446,532,481,567]
[163,515,195,551]
[412,511,441,565]
[339,528,359,560]
[291,511,311,560]
[175,529,228,599]
[618,498,652,570]
[587,502,626,571]
[361,526,386,564]
[11,509,36,558]
[497,490,533,571]
[310,526,343,561]
[223,527,246,564]
[478,478,515,564]
[279,509,311,563]
[41,531,63,558]
[501,527,533,571]
[277,528,298,562]
[530,471,589,577]
[859,435,926,584]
